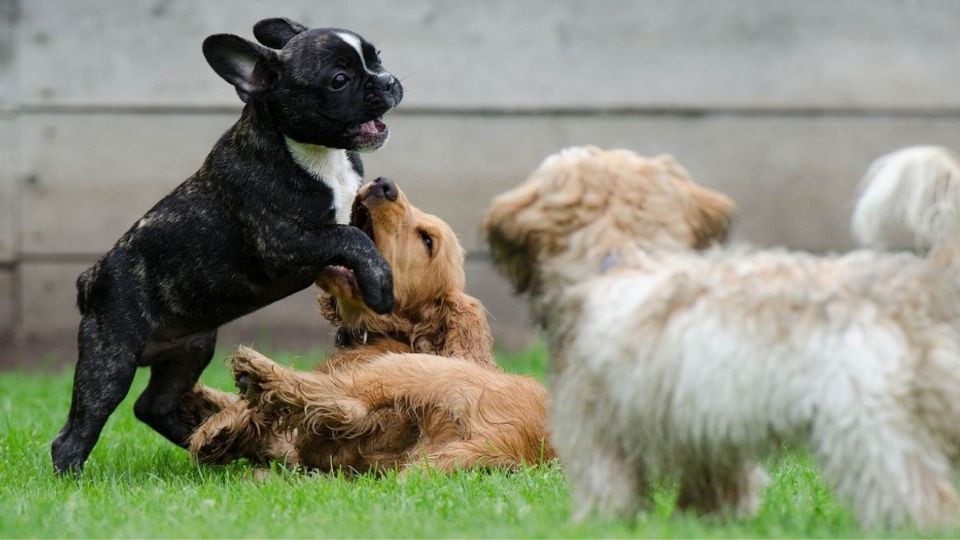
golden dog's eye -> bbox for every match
[419,230,434,256]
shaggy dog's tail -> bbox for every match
[852,145,960,256]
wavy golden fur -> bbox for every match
[184,179,550,472]
[227,346,551,472]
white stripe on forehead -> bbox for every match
[335,31,378,75]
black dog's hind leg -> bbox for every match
[134,331,217,447]
[51,313,148,474]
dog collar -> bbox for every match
[335,328,370,347]
[600,250,621,274]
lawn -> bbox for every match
[0,345,948,538]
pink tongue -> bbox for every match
[360,120,384,136]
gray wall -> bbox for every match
[2,0,959,365]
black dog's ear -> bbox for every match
[203,34,279,103]
[253,17,308,49]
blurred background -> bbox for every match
[0,0,958,367]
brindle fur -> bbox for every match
[51,18,403,474]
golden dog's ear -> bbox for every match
[686,184,736,248]
[439,293,496,367]
[411,292,497,369]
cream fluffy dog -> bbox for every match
[483,144,960,529]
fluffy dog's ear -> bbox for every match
[485,227,536,294]
[483,182,542,293]
[253,17,308,49]
[687,184,736,248]
[203,34,280,102]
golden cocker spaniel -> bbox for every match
[187,177,551,472]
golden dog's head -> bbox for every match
[483,146,735,293]
[318,177,493,363]
[350,177,465,308]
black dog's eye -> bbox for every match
[331,73,350,90]
[419,230,434,256]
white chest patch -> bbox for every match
[284,138,362,225]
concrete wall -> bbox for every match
[2,0,960,365]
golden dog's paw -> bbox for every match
[227,346,301,424]
[188,404,266,465]
[178,384,239,430]
[189,415,242,464]
[228,347,281,404]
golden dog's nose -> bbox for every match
[369,177,398,202]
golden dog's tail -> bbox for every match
[852,146,960,257]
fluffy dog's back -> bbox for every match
[489,145,960,529]
[852,145,960,255]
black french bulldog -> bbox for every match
[50,17,403,474]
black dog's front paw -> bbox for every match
[51,432,86,476]
[357,263,394,314]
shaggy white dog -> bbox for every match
[484,145,960,529]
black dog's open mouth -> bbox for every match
[352,118,389,151]
[358,118,387,136]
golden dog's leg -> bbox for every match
[177,383,239,431]
[188,399,273,465]
[232,349,551,473]
[229,347,370,436]
[403,441,524,474]
[230,349,489,439]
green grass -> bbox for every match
[0,345,951,537]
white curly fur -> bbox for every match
[485,145,960,530]
[853,145,960,252]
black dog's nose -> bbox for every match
[369,177,398,202]
[367,72,395,91]
[377,72,395,90]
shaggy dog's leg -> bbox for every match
[565,443,645,522]
[188,400,275,464]
[552,372,646,522]
[676,461,768,519]
[812,413,960,529]
[178,383,239,429]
